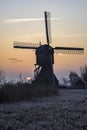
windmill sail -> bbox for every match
[44,11,52,45]
[13,41,40,49]
[54,47,84,54]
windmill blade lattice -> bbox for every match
[44,11,52,45]
[54,47,84,54]
[13,41,40,49]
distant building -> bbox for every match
[74,78,85,89]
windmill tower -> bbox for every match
[13,11,84,85]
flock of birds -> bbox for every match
[9,58,23,63]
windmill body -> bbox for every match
[14,11,84,85]
[35,44,58,85]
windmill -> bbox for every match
[13,11,84,85]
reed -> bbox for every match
[0,82,58,103]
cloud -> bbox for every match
[3,18,63,24]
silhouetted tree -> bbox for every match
[69,71,79,86]
[62,77,68,85]
[0,69,6,84]
[80,65,87,83]
[18,73,25,83]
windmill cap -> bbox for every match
[36,44,54,54]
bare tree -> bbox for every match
[18,73,23,83]
[80,65,87,83]
[69,71,79,86]
[62,77,68,85]
[0,69,6,84]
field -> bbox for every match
[0,89,87,130]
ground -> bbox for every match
[0,89,87,130]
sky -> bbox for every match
[0,0,87,83]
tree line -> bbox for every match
[0,65,87,87]
[62,65,87,88]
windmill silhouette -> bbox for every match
[13,11,84,85]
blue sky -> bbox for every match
[0,0,87,18]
